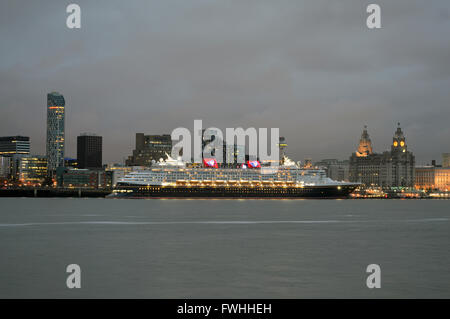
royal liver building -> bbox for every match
[349,124,415,187]
[46,92,65,173]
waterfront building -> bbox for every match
[415,166,450,191]
[46,92,65,172]
[0,156,11,179]
[11,155,47,185]
[126,133,172,166]
[349,124,415,187]
[77,133,102,169]
[315,159,350,182]
[443,153,450,168]
[0,136,30,156]
[57,168,112,189]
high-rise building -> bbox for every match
[0,136,30,156]
[77,133,102,169]
[126,133,172,166]
[443,153,450,168]
[46,92,65,172]
[349,124,415,187]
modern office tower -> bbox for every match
[77,133,102,169]
[349,123,415,187]
[46,92,65,172]
[443,153,450,168]
[0,136,30,156]
[11,155,48,184]
[126,133,172,166]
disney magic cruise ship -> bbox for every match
[108,155,359,199]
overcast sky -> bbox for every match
[1,0,449,164]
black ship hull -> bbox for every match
[108,183,359,199]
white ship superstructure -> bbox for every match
[110,155,359,198]
[119,167,343,187]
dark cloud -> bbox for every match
[1,0,449,164]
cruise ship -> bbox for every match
[108,156,359,199]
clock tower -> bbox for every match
[391,122,407,153]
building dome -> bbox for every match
[356,126,373,157]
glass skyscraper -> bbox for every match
[46,92,65,172]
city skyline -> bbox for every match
[1,1,450,303]
[1,100,449,166]
[1,1,449,164]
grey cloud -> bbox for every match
[0,0,449,165]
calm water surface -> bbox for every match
[0,198,449,298]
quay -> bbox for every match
[0,188,111,198]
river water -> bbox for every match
[0,198,449,298]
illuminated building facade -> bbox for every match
[126,133,172,166]
[77,133,102,169]
[11,155,48,184]
[46,92,65,172]
[415,167,450,191]
[57,168,112,189]
[0,136,30,156]
[349,124,415,187]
